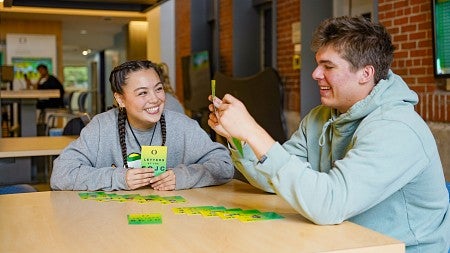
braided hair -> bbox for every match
[109,60,167,168]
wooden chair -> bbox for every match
[213,68,288,143]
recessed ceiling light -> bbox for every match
[82,49,92,56]
[80,30,88,35]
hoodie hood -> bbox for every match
[333,70,418,125]
[318,70,419,146]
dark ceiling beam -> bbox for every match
[10,0,161,13]
[3,0,13,7]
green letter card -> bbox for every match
[141,146,167,176]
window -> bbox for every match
[63,66,88,90]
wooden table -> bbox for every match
[0,89,60,100]
[0,180,404,253]
[0,136,76,184]
[0,136,76,158]
[0,89,60,136]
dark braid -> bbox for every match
[118,108,128,168]
[160,113,166,146]
[110,60,164,95]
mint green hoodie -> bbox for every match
[232,71,450,252]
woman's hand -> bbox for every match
[125,168,153,190]
[150,169,176,191]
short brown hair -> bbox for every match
[311,16,395,84]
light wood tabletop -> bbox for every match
[1,89,61,136]
[0,89,60,99]
[0,180,404,253]
[0,136,77,158]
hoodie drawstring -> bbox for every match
[319,118,333,147]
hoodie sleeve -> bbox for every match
[50,115,129,191]
[231,119,310,193]
[254,119,431,225]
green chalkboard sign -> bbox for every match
[432,0,450,77]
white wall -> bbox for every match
[145,1,176,91]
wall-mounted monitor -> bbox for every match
[11,57,53,80]
[432,0,450,78]
[10,57,53,90]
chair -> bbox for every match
[447,182,450,253]
[45,91,78,136]
[77,91,89,113]
[213,68,288,143]
[446,182,450,201]
[62,113,91,135]
[0,184,37,195]
[45,91,90,136]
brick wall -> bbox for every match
[175,0,191,102]
[379,0,450,122]
[216,0,302,112]
[276,0,301,112]
[175,0,449,122]
[218,0,233,76]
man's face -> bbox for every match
[312,46,374,113]
[37,67,48,77]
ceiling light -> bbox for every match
[82,49,92,56]
[80,30,88,35]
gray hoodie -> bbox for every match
[50,109,234,191]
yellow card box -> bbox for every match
[141,146,167,176]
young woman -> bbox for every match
[51,60,234,191]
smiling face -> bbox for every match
[114,68,166,130]
[312,46,375,113]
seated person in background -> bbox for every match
[164,90,185,114]
[25,64,65,110]
[208,16,449,252]
[159,62,185,114]
[25,64,65,124]
[50,60,234,191]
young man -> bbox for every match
[209,16,449,252]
